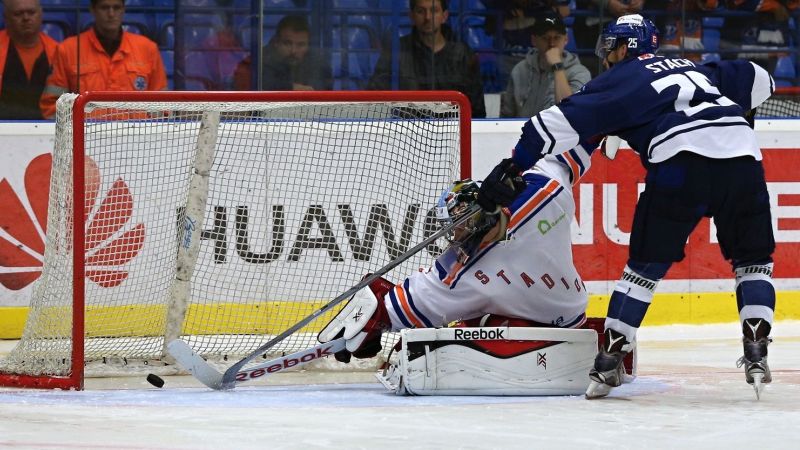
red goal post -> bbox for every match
[0,90,471,390]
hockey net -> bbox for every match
[756,87,800,118]
[0,91,470,389]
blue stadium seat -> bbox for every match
[122,13,153,37]
[160,50,174,76]
[42,21,68,42]
[566,27,576,52]
[332,0,370,7]
[159,23,175,48]
[238,26,277,48]
[462,15,493,50]
[702,28,720,52]
[461,0,487,10]
[184,24,218,47]
[264,0,297,7]
[774,55,796,80]
[332,27,374,49]
[42,12,75,37]
[702,17,725,29]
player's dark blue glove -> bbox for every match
[477,158,526,211]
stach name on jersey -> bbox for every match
[642,56,696,74]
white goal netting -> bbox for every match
[0,92,466,382]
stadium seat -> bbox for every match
[462,15,493,50]
[264,0,297,7]
[122,13,153,38]
[566,27,577,52]
[774,55,796,82]
[332,27,375,49]
[42,12,75,37]
[702,17,725,29]
[238,26,277,49]
[42,21,68,42]
[460,0,487,10]
[702,28,720,52]
[332,0,370,7]
[159,23,175,48]
[160,50,175,77]
[184,24,218,47]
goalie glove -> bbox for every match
[476,158,526,211]
[318,275,394,363]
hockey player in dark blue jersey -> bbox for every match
[477,14,776,399]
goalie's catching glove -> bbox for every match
[476,158,526,211]
[317,275,394,363]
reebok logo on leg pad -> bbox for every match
[453,328,506,340]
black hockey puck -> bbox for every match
[146,373,165,388]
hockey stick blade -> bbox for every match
[168,338,347,390]
[216,205,483,389]
[166,339,226,390]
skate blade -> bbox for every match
[752,373,765,400]
[585,380,613,399]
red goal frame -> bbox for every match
[0,90,472,390]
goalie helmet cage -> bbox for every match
[0,90,471,390]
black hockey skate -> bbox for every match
[585,329,630,399]
[736,318,772,400]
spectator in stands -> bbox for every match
[716,0,797,72]
[233,15,332,91]
[0,0,58,119]
[571,0,643,76]
[483,0,571,75]
[367,0,486,118]
[500,12,589,118]
[39,0,167,119]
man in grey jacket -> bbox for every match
[500,13,590,118]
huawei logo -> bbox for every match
[0,153,145,290]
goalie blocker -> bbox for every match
[377,318,636,396]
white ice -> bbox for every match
[1,321,799,450]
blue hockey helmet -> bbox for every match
[595,14,659,60]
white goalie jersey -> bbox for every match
[383,152,590,331]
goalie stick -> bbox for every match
[167,204,482,390]
[167,338,346,388]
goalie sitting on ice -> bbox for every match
[319,152,632,395]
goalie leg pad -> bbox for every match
[377,327,597,396]
[318,275,394,362]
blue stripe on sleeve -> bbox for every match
[404,279,434,327]
[388,288,413,328]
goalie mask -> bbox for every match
[595,14,659,60]
[435,179,506,265]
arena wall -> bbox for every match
[0,120,797,337]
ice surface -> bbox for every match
[0,322,799,449]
